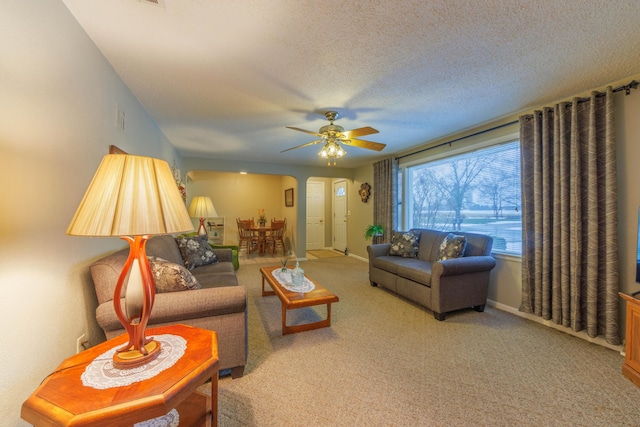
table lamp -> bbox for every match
[188,196,218,237]
[67,154,194,368]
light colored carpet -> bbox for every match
[201,256,640,426]
[307,249,345,259]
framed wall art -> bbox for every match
[285,188,294,207]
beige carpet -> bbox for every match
[306,249,345,259]
[201,256,640,426]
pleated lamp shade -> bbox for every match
[188,196,217,236]
[188,196,218,219]
[67,154,194,237]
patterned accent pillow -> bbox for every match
[388,231,420,258]
[437,233,467,261]
[174,234,218,270]
[148,256,202,293]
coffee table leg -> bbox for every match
[282,303,333,335]
[282,304,287,334]
[261,275,275,297]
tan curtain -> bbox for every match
[519,87,620,345]
[373,157,397,244]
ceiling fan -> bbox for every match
[283,111,386,166]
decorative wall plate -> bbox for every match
[359,183,371,202]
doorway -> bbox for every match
[306,181,324,250]
[332,180,347,252]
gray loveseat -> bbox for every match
[367,229,495,321]
[90,234,247,378]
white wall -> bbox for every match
[0,2,180,425]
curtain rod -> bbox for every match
[395,120,518,161]
[396,80,638,161]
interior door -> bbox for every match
[306,181,324,250]
[333,180,347,252]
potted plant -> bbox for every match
[364,224,385,240]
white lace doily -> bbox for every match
[134,409,179,427]
[272,269,315,292]
[81,334,187,390]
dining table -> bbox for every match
[249,225,274,256]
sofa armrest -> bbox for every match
[212,248,233,263]
[96,285,247,334]
[431,256,496,277]
[367,243,392,259]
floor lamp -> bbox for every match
[189,196,218,237]
[67,154,193,368]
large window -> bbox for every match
[405,140,521,255]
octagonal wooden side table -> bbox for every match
[21,324,218,426]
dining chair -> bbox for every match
[267,218,286,255]
[237,218,258,255]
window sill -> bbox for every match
[492,251,521,262]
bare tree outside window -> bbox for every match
[406,141,521,254]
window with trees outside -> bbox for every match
[405,140,521,255]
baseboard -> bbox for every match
[347,253,368,263]
[488,299,624,355]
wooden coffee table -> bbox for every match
[260,266,339,335]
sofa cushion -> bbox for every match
[149,256,202,293]
[146,235,186,266]
[413,229,448,262]
[192,262,239,288]
[437,233,467,260]
[372,256,432,285]
[372,255,401,274]
[395,259,433,286]
[389,231,420,258]
[175,234,218,270]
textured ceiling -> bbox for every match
[62,0,640,168]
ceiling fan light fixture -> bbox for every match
[318,140,346,166]
[284,110,385,165]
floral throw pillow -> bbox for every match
[174,234,218,270]
[437,233,467,261]
[388,231,420,258]
[148,256,202,293]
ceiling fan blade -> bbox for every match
[286,126,324,138]
[340,126,379,139]
[280,140,324,153]
[342,138,387,151]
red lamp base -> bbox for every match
[112,235,159,370]
[197,217,208,236]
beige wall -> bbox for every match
[1,1,183,424]
[182,157,356,258]
[185,173,363,254]
[615,80,640,336]
[350,164,375,258]
[187,171,298,252]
